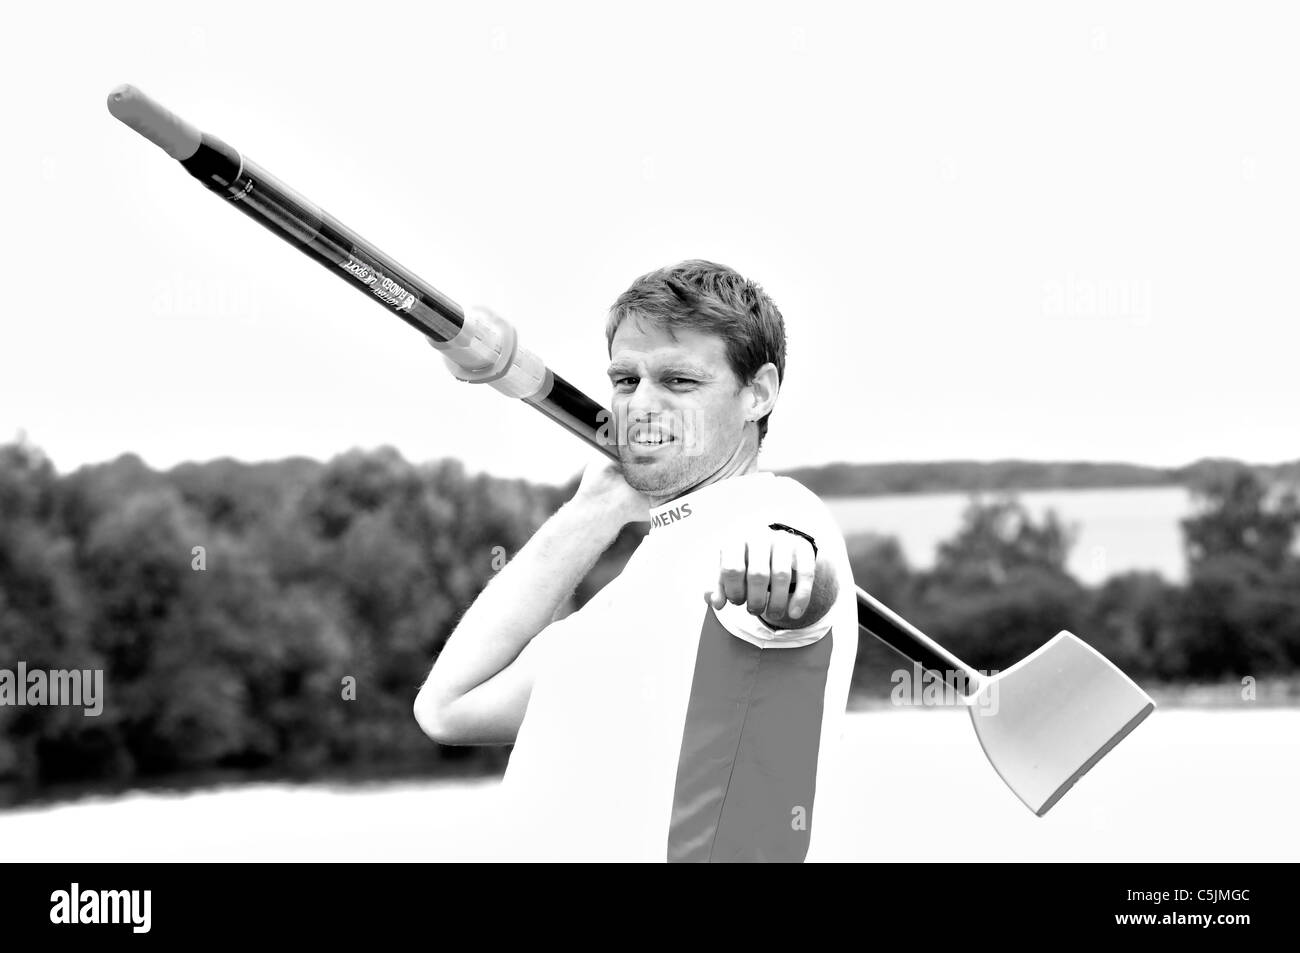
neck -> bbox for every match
[648,431,760,507]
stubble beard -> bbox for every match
[620,448,694,500]
[616,439,712,499]
[620,437,736,504]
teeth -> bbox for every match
[630,429,671,445]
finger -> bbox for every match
[718,539,748,606]
[786,540,816,619]
[705,574,727,610]
[764,531,796,619]
[744,534,771,615]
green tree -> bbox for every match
[1084,571,1179,679]
[1174,464,1300,677]
[0,439,97,792]
[847,533,912,612]
[1176,553,1300,678]
[845,533,919,697]
[912,496,1084,672]
[929,494,1076,591]
[1182,462,1300,572]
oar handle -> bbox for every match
[107,85,201,160]
[108,84,978,680]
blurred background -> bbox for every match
[1,0,1297,860]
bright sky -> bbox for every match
[2,1,1296,485]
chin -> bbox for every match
[625,458,710,500]
[621,457,677,494]
[622,465,670,495]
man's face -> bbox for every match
[607,315,750,499]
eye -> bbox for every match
[667,378,697,386]
[613,377,638,389]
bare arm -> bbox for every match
[414,458,648,745]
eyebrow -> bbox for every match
[606,362,712,379]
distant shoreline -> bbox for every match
[19,434,1298,499]
[778,457,1300,499]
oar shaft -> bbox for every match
[857,590,981,690]
[108,83,977,682]
[107,84,611,454]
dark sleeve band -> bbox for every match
[769,522,818,558]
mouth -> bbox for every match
[627,426,676,451]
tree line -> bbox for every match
[1,439,1296,805]
[782,456,1300,497]
[846,461,1300,696]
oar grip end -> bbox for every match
[107,84,202,161]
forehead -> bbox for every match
[608,314,730,370]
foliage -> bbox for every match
[1,438,1296,802]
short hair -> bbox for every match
[606,260,787,444]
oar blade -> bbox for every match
[967,631,1155,816]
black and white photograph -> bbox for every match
[0,0,1295,933]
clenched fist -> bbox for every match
[704,524,836,629]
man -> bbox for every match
[414,260,859,862]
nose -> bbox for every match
[625,378,664,419]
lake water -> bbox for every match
[824,485,1194,584]
[2,709,1294,862]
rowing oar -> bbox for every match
[107,84,1155,816]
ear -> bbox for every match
[743,362,780,423]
